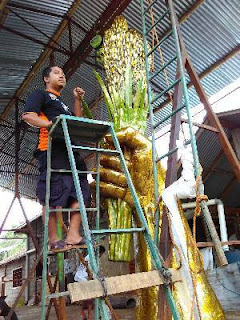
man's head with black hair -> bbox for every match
[42,66,53,84]
[42,66,66,91]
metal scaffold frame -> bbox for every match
[40,115,181,320]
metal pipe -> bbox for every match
[24,244,36,302]
[182,198,229,251]
[25,238,29,303]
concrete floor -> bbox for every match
[12,305,135,320]
[6,305,240,320]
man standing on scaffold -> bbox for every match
[22,65,91,251]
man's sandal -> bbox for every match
[50,238,88,253]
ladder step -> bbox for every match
[145,9,170,36]
[49,208,97,213]
[50,115,112,143]
[153,104,185,129]
[144,0,158,14]
[156,147,178,163]
[149,55,177,81]
[147,29,173,57]
[47,291,69,299]
[71,145,120,156]
[92,227,145,235]
[50,169,97,175]
[156,140,191,163]
[151,77,182,104]
[68,269,181,302]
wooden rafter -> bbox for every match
[185,57,240,181]
[63,0,133,80]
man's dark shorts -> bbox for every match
[35,148,91,207]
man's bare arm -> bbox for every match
[73,87,85,117]
[22,112,52,128]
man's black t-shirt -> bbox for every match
[24,89,87,174]
[24,89,72,120]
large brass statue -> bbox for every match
[93,16,225,320]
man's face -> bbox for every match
[44,66,66,89]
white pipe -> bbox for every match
[216,199,229,251]
[26,248,36,255]
[182,199,229,251]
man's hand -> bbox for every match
[47,120,53,131]
[73,87,85,117]
[73,87,85,100]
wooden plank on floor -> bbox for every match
[68,269,181,302]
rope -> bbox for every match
[189,168,208,320]
[76,251,119,320]
[153,200,182,286]
[96,274,108,298]
[164,205,182,271]
[147,0,187,140]
[153,196,183,270]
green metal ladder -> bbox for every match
[40,114,181,320]
[140,0,227,264]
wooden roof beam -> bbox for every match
[63,0,133,80]
[0,0,9,26]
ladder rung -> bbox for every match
[156,140,191,163]
[145,9,170,36]
[153,104,185,129]
[50,169,97,175]
[144,0,158,14]
[49,208,97,213]
[92,227,145,235]
[149,55,177,81]
[47,291,69,299]
[156,147,178,163]
[147,29,173,57]
[71,145,120,156]
[151,77,182,104]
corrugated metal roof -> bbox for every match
[217,109,240,128]
[0,0,76,113]
[0,0,239,201]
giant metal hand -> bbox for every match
[95,127,165,211]
[92,127,165,320]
